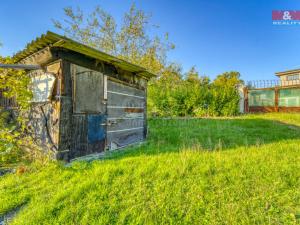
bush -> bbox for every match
[0,56,47,168]
[148,69,243,117]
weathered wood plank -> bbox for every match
[53,48,148,89]
[57,60,73,160]
[72,64,105,114]
[62,61,72,95]
[107,130,144,150]
[107,118,144,131]
[70,114,88,158]
[58,96,72,151]
[107,80,145,96]
[46,61,61,75]
[107,108,144,118]
[87,114,106,153]
[143,86,148,138]
[53,47,117,77]
[107,92,145,108]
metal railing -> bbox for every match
[247,79,300,89]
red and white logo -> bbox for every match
[272,10,300,20]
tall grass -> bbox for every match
[0,113,299,224]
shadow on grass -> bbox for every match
[102,117,300,160]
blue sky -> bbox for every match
[1,0,300,81]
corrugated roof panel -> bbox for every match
[14,31,156,78]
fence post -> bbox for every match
[275,87,279,112]
[244,87,249,113]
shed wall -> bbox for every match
[106,80,146,150]
[13,43,148,160]
[19,47,149,161]
[66,63,147,156]
[26,62,62,156]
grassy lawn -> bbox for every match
[0,113,300,224]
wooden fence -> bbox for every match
[0,89,18,108]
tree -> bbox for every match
[184,67,211,117]
[148,63,183,116]
[53,4,174,75]
[210,71,243,116]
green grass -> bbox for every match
[0,113,300,224]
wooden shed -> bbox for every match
[12,31,155,161]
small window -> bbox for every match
[287,74,299,81]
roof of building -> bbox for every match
[275,68,300,77]
[13,31,156,78]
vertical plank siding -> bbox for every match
[56,61,73,160]
[143,87,148,139]
[68,64,107,158]
[87,114,106,153]
[58,96,72,159]
[70,114,88,158]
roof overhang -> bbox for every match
[275,68,300,77]
[13,31,157,79]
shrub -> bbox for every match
[148,69,243,117]
[0,56,45,168]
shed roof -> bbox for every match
[14,31,156,78]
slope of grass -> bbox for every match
[0,113,300,224]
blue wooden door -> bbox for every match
[87,114,106,152]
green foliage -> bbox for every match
[0,57,32,110]
[149,69,243,117]
[0,56,33,167]
[147,64,183,116]
[209,71,243,116]
[0,113,299,224]
[53,3,173,75]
